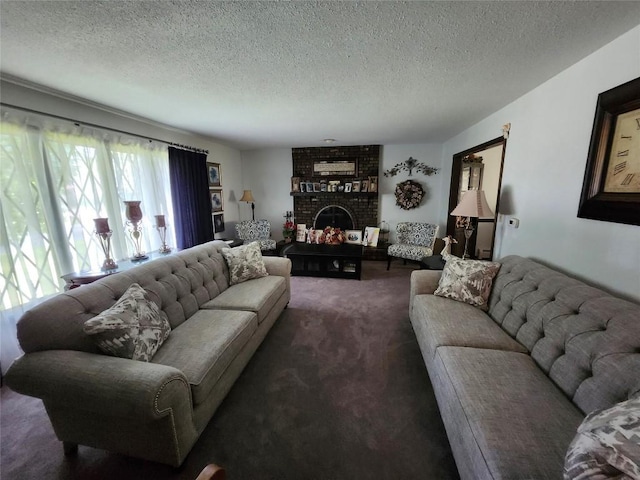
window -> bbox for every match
[0,118,174,310]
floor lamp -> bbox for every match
[450,190,494,260]
[239,190,256,221]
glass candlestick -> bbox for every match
[93,218,118,271]
[155,214,172,254]
[124,201,148,261]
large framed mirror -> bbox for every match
[446,136,506,259]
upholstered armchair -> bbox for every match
[235,220,277,252]
[387,222,439,270]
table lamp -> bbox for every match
[450,190,494,259]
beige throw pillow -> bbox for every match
[564,396,640,479]
[222,241,268,285]
[434,257,501,310]
[83,283,171,361]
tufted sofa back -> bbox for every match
[488,255,640,415]
[17,241,231,355]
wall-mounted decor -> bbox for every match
[313,159,357,176]
[395,179,425,210]
[383,157,439,177]
[207,162,221,187]
[210,189,223,212]
[578,76,640,226]
[213,213,225,233]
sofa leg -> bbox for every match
[387,257,392,270]
[63,441,78,456]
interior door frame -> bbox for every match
[446,136,507,259]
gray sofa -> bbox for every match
[409,255,640,479]
[6,240,291,467]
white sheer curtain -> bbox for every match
[0,113,173,375]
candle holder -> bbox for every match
[124,201,148,261]
[155,214,172,254]
[93,218,118,271]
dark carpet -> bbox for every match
[1,261,459,480]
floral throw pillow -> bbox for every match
[434,257,501,310]
[222,241,268,285]
[564,396,640,480]
[83,283,171,362]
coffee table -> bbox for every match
[283,242,364,280]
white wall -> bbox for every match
[240,144,446,242]
[379,144,445,242]
[240,148,293,240]
[0,80,244,239]
[441,26,640,302]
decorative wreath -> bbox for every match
[395,179,425,210]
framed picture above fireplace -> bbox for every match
[313,159,357,176]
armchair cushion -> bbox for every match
[83,283,171,361]
[388,243,434,262]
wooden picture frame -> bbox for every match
[213,213,225,233]
[210,189,223,212]
[578,76,640,226]
[361,179,370,193]
[312,159,357,176]
[291,177,300,192]
[368,176,378,192]
[208,163,221,187]
[352,180,361,192]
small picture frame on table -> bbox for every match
[296,224,307,242]
[210,189,223,212]
[352,180,361,192]
[213,213,225,233]
[291,177,300,192]
[208,163,221,187]
[363,226,380,247]
[345,229,362,244]
[344,182,352,193]
[361,180,370,193]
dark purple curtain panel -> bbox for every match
[168,147,214,249]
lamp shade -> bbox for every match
[239,190,255,203]
[450,190,494,219]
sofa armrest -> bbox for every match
[263,256,291,278]
[410,270,442,313]
[6,350,192,422]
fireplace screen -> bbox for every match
[313,206,354,231]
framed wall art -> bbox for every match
[578,76,640,226]
[213,213,225,233]
[210,189,223,212]
[208,163,221,187]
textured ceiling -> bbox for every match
[1,1,640,150]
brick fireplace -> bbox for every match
[292,145,380,230]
